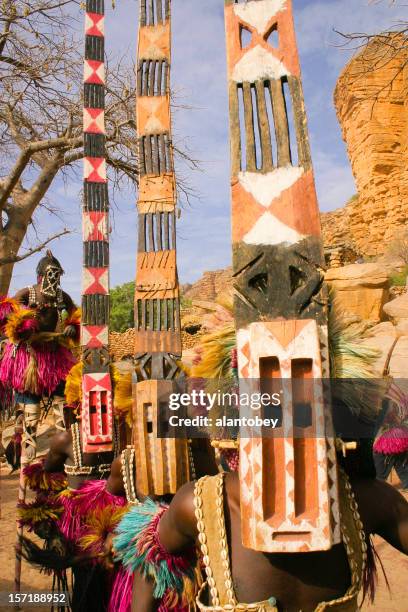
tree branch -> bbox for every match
[0,135,82,209]
[0,228,72,265]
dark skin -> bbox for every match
[14,281,76,335]
[106,438,219,498]
[131,472,408,612]
[46,435,217,562]
[103,439,219,569]
[44,428,114,490]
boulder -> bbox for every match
[367,322,396,337]
[325,263,389,322]
[383,294,408,323]
[363,335,396,376]
[389,337,408,390]
[396,320,408,337]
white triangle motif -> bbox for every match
[232,45,289,82]
[234,0,286,34]
[239,167,304,208]
[243,212,303,246]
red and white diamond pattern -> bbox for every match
[83,211,109,241]
[85,12,105,37]
[83,267,109,295]
[83,108,105,134]
[84,59,105,85]
[84,157,106,182]
[81,4,113,455]
[81,325,108,349]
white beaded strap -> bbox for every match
[28,286,37,306]
[64,422,112,477]
[188,439,197,481]
[72,422,82,468]
[121,447,141,506]
[315,469,367,611]
[214,473,237,606]
[194,475,221,607]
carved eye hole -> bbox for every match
[249,272,268,294]
[292,359,313,429]
[145,403,153,434]
[240,25,252,49]
[289,266,305,295]
[264,23,279,48]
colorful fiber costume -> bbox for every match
[0,251,79,460]
[19,444,127,611]
[18,366,133,610]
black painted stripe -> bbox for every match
[86,0,104,15]
[82,294,109,325]
[83,182,109,212]
[83,241,109,267]
[84,133,105,157]
[85,35,104,62]
[84,83,105,109]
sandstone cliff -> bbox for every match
[328,35,408,256]
[182,267,233,302]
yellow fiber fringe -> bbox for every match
[5,309,37,344]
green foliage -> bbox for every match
[110,281,135,332]
[389,265,408,287]
[180,295,192,309]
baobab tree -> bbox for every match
[0,1,137,293]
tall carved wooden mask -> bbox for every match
[81,0,113,453]
[224,0,340,552]
[132,0,190,495]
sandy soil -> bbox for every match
[0,420,59,612]
[1,458,408,611]
[0,465,52,612]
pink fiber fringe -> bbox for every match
[19,318,39,334]
[0,298,16,327]
[0,341,75,395]
[58,479,126,544]
[374,428,408,454]
[108,566,133,612]
[24,459,67,493]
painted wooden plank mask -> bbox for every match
[224,0,340,552]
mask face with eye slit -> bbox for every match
[40,265,63,298]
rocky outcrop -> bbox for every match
[383,293,408,323]
[389,337,408,381]
[320,197,358,255]
[183,268,233,302]
[325,263,389,322]
[329,36,408,257]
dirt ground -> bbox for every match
[0,464,51,612]
[1,461,408,611]
[0,420,59,611]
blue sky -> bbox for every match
[10,0,406,301]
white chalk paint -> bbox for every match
[243,211,303,246]
[144,117,166,134]
[233,45,289,82]
[234,0,286,34]
[82,267,109,292]
[239,167,303,207]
